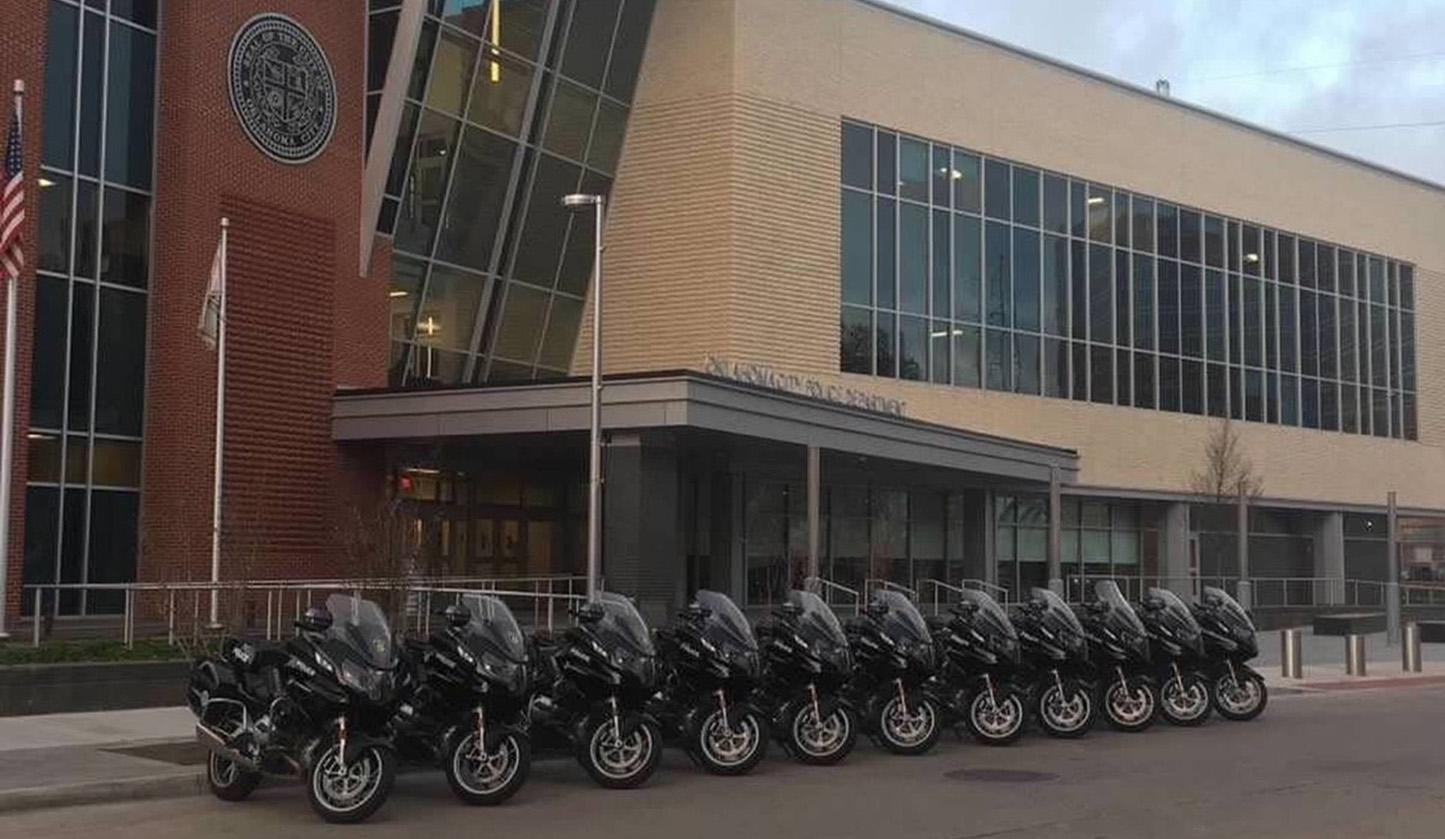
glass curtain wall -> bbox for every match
[839,119,1419,440]
[26,0,157,616]
[368,0,655,386]
[996,495,1144,601]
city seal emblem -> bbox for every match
[228,14,336,164]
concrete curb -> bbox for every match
[0,771,203,814]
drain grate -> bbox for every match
[944,768,1059,783]
[102,741,208,766]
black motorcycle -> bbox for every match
[755,589,857,765]
[1192,585,1268,721]
[529,591,662,788]
[1138,587,1211,727]
[1013,587,1096,738]
[1080,581,1157,733]
[394,594,532,805]
[652,589,769,775]
[929,588,1027,746]
[186,594,399,824]
[846,590,941,755]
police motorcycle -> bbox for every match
[1011,586,1096,738]
[650,589,769,775]
[754,589,858,765]
[528,591,662,788]
[1191,585,1268,721]
[1079,580,1157,732]
[186,594,399,824]
[393,593,532,805]
[927,587,1027,746]
[1138,586,1211,726]
[844,590,942,755]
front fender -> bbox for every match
[340,732,393,766]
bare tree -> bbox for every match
[1190,419,1264,503]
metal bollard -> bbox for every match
[1403,622,1422,673]
[1281,628,1303,679]
[1345,634,1367,676]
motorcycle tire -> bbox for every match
[695,707,768,776]
[205,751,261,802]
[1102,678,1157,733]
[1036,682,1094,739]
[1159,671,1212,727]
[305,741,396,824]
[785,700,856,766]
[964,686,1026,746]
[578,715,661,789]
[444,728,531,806]
[877,694,941,756]
[1211,669,1268,722]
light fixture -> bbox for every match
[25,432,50,440]
[937,167,965,180]
[419,315,440,336]
[388,289,409,298]
[1244,253,1260,263]
[405,467,442,476]
[929,328,966,338]
[38,178,54,188]
[562,193,602,208]
[1086,196,1106,206]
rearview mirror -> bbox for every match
[576,603,604,624]
[440,604,471,628]
[864,602,889,619]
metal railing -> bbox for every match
[862,578,917,602]
[804,576,861,615]
[916,578,1012,616]
[1063,574,1234,604]
[1402,582,1445,606]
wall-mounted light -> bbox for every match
[38,178,55,188]
[929,328,966,338]
[1086,196,1106,206]
[1244,253,1260,263]
[388,289,409,298]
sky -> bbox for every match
[890,0,1445,185]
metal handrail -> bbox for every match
[916,578,1011,615]
[804,577,862,616]
[863,578,918,602]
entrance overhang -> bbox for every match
[333,371,1079,485]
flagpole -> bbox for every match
[208,217,228,629]
[0,79,22,639]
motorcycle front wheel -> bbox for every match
[1159,671,1211,727]
[578,715,661,789]
[1211,669,1268,721]
[877,694,941,755]
[786,700,855,765]
[445,728,531,805]
[306,742,396,824]
[965,686,1025,746]
[1036,682,1094,738]
[205,751,261,802]
[1102,679,1157,733]
[695,707,767,776]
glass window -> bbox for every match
[38,174,72,274]
[1404,393,1418,440]
[93,288,146,437]
[1089,244,1112,344]
[1320,295,1337,380]
[510,152,581,287]
[1242,225,1261,276]
[76,11,104,177]
[1090,345,1112,404]
[1115,348,1131,405]
[1203,215,1224,268]
[1179,359,1201,415]
[1262,230,1276,280]
[560,0,620,88]
[929,211,950,320]
[1300,290,1317,377]
[1401,310,1415,392]
[1204,269,1224,362]
[491,283,549,362]
[876,312,895,377]
[1133,255,1154,350]
[1178,209,1200,264]
[557,169,610,293]
[1042,174,1067,234]
[1370,304,1388,389]
[841,122,873,190]
[1012,167,1040,227]
[1087,185,1111,241]
[86,491,138,614]
[1044,337,1067,397]
[1399,264,1414,310]
[42,1,77,169]
[1206,363,1226,417]
[953,214,980,322]
[1243,369,1262,421]
[1279,285,1297,373]
[368,10,398,93]
[417,265,490,352]
[930,319,950,384]
[1180,265,1202,359]
[1070,181,1086,238]
[1043,234,1067,336]
[468,50,535,139]
[91,440,141,488]
[840,306,872,374]
[986,329,1010,390]
[899,316,926,381]
[1159,356,1180,412]
[605,0,653,100]
[1243,277,1262,367]
[985,221,1010,327]
[66,285,93,432]
[952,150,980,212]
[1013,229,1040,332]
[111,0,157,27]
[954,325,981,387]
[30,277,67,429]
[537,293,582,371]
[1134,352,1155,409]
[1114,193,1130,248]
[1015,334,1040,395]
[1301,377,1319,428]
[897,138,929,203]
[543,78,597,162]
[876,131,896,196]
[434,127,517,271]
[1369,257,1385,303]
[394,111,461,256]
[1071,342,1087,401]
[1156,203,1178,258]
[841,190,872,305]
[1132,197,1154,253]
[1281,374,1299,426]
[1158,260,1178,355]
[99,188,149,289]
[984,160,1009,220]
[898,203,927,314]
[104,22,155,188]
[1340,297,1356,382]
[1071,240,1087,339]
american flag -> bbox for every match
[0,105,21,282]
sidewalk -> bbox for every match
[1256,628,1445,692]
[0,707,201,813]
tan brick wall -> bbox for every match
[584,0,1445,511]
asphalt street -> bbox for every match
[3,685,1443,839]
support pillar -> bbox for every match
[1047,467,1063,596]
[1387,491,1400,645]
[1235,492,1252,611]
[603,432,681,624]
[1313,511,1345,606]
[1161,503,1191,598]
[806,445,821,583]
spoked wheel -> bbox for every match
[1211,670,1268,721]
[877,695,941,755]
[966,688,1026,746]
[206,751,261,802]
[695,708,768,776]
[1159,671,1211,727]
[787,701,856,765]
[1037,683,1094,738]
[1103,679,1157,733]
[445,729,531,805]
[579,716,661,789]
[305,743,396,824]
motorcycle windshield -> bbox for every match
[1093,580,1146,637]
[959,588,1016,641]
[593,591,655,656]
[695,589,758,653]
[787,589,847,648]
[873,590,932,645]
[461,594,528,664]
[1030,587,1085,637]
[1146,587,1202,643]
[1202,586,1255,633]
[324,594,397,669]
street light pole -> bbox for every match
[563,194,605,602]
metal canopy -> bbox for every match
[333,372,1079,484]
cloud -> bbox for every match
[889,0,1445,185]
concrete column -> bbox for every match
[1161,503,1191,598]
[961,489,991,585]
[1387,491,1400,644]
[707,470,734,600]
[1313,511,1345,606]
[603,432,681,625]
[1047,467,1063,596]
[806,445,821,583]
[1235,493,1252,610]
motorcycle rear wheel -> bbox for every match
[205,751,261,802]
[786,701,855,765]
[445,728,530,805]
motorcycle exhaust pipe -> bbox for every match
[195,722,261,772]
